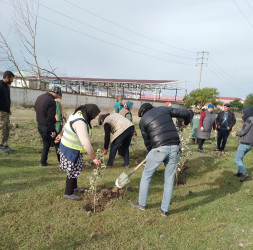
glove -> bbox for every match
[134,131,137,136]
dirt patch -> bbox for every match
[175,164,190,185]
[213,151,230,157]
[84,187,127,213]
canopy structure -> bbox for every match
[42,76,186,101]
[3,70,186,101]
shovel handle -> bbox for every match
[128,159,146,177]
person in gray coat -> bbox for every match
[232,107,253,182]
[197,103,217,153]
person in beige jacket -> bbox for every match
[98,113,134,168]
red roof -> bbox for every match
[216,97,244,102]
[140,94,183,102]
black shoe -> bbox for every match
[74,187,85,193]
[130,202,146,211]
[120,163,129,168]
[198,149,205,153]
[4,146,15,152]
[40,162,51,167]
[64,194,82,201]
[240,173,249,182]
[0,147,10,153]
[234,172,242,177]
[158,208,168,217]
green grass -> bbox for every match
[1,116,253,249]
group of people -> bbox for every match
[1,70,253,217]
[191,103,236,154]
[190,102,253,182]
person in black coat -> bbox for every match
[216,103,236,152]
[130,103,190,216]
[0,71,15,153]
[35,86,62,166]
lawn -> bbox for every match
[1,108,253,249]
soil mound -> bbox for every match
[84,187,126,213]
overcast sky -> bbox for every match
[0,0,252,99]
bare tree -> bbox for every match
[0,32,28,87]
[1,0,75,92]
[13,0,42,88]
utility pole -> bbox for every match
[196,51,209,89]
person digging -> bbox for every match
[130,103,190,216]
[98,113,134,168]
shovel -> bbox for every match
[115,159,146,188]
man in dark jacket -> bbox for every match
[216,103,236,152]
[130,103,190,216]
[35,86,62,166]
[232,107,253,182]
[0,71,15,153]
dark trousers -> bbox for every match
[38,124,52,165]
[198,138,206,150]
[65,176,77,195]
[38,124,60,164]
[107,126,134,167]
[217,129,230,151]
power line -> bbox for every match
[208,58,249,91]
[1,0,194,66]
[205,67,246,97]
[232,0,253,29]
[62,0,196,54]
[38,1,195,61]
[38,16,193,66]
[206,65,249,96]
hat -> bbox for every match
[242,107,253,121]
[224,103,230,107]
[138,103,154,117]
[50,85,62,95]
[207,103,214,109]
[98,113,110,125]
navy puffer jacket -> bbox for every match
[139,106,190,151]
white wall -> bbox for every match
[10,87,184,109]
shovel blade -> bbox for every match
[115,172,130,188]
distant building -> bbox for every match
[11,71,49,90]
[216,96,244,104]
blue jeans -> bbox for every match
[234,144,251,173]
[138,145,180,212]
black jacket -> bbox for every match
[216,110,236,130]
[0,80,11,113]
[35,92,56,132]
[139,106,190,151]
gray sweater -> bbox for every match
[236,116,253,146]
